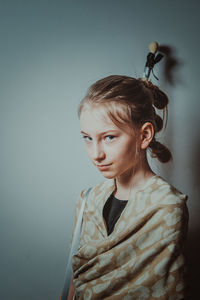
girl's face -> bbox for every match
[80,106,140,179]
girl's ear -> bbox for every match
[140,122,154,150]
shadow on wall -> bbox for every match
[158,44,184,181]
[159,45,199,300]
[186,139,200,300]
[186,229,200,299]
[159,44,183,85]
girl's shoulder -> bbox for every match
[81,179,115,197]
[144,175,188,205]
[79,175,188,207]
[78,179,115,210]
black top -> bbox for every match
[103,193,128,236]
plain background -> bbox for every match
[1,0,199,299]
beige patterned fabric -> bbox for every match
[71,175,189,299]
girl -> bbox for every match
[66,75,188,299]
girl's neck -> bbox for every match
[113,158,155,200]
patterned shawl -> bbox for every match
[71,175,188,299]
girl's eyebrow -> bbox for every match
[80,129,119,135]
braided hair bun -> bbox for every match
[141,80,168,109]
[149,139,172,163]
[139,79,172,163]
[154,114,163,132]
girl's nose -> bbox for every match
[92,143,105,161]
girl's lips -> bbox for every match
[96,163,112,170]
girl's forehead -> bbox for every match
[80,107,117,129]
[80,106,133,135]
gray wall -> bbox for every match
[1,0,199,299]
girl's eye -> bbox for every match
[82,135,92,141]
[82,135,116,142]
[105,135,116,141]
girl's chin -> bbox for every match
[98,170,116,179]
[101,174,115,179]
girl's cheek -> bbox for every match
[85,145,92,156]
[87,148,93,157]
[109,149,119,159]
